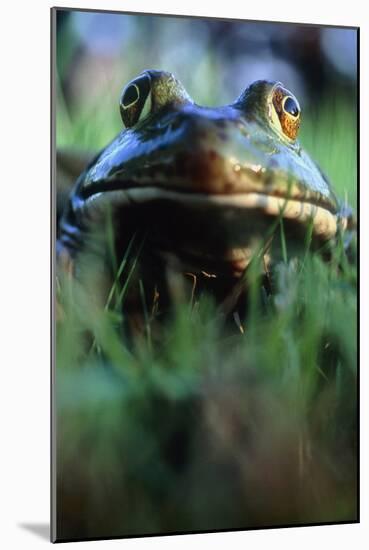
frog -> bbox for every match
[57,69,355,314]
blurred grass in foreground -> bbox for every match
[56,240,357,540]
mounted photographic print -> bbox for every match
[51,7,358,543]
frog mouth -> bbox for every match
[82,186,340,241]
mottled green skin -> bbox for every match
[59,71,349,262]
[75,74,337,210]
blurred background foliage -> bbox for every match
[55,9,357,541]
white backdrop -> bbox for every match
[0,0,366,548]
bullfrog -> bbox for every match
[57,69,355,310]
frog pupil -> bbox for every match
[284,96,299,117]
[123,84,139,107]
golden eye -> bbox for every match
[271,85,301,141]
[120,74,152,128]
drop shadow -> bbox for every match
[18,523,49,541]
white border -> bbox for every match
[1,1,366,548]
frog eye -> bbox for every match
[271,85,301,141]
[283,96,300,118]
[120,70,193,128]
[120,74,152,128]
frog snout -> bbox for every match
[164,111,243,193]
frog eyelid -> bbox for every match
[138,91,152,122]
[267,87,284,137]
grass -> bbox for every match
[55,238,357,540]
[55,80,357,540]
[300,97,357,209]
